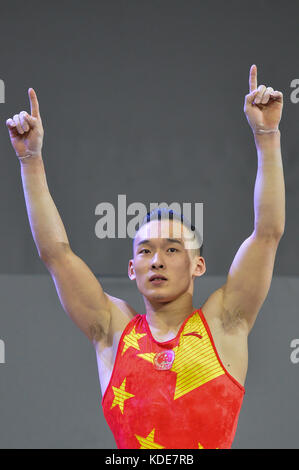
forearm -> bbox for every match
[20,153,70,260]
[253,130,285,238]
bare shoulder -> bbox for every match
[201,286,225,327]
[201,285,249,335]
[201,285,249,387]
[91,293,138,346]
[106,293,138,323]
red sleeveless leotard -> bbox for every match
[102,308,245,449]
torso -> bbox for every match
[95,289,248,397]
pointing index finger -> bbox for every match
[28,88,40,118]
[249,64,257,93]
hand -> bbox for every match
[244,65,283,135]
[6,88,44,159]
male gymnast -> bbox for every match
[6,64,285,449]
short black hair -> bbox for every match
[134,207,203,257]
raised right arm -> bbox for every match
[6,88,135,343]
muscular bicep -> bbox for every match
[221,232,281,333]
[43,247,135,342]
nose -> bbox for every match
[151,251,165,269]
[152,262,164,269]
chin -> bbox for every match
[144,290,178,303]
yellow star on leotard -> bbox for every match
[122,326,146,356]
[135,428,164,449]
[198,442,218,449]
[137,352,156,364]
[111,378,135,414]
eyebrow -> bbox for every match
[137,238,184,247]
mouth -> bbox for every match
[149,275,168,285]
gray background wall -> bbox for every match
[0,0,298,276]
[0,0,298,448]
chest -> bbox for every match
[96,317,247,399]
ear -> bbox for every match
[192,256,206,279]
[128,259,136,280]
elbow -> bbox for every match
[39,243,71,266]
[276,225,285,240]
[39,250,55,268]
[254,226,285,242]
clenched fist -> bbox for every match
[6,88,44,159]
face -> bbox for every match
[128,219,205,303]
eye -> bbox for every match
[167,247,178,253]
[139,248,150,254]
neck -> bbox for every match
[144,293,195,335]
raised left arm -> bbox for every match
[221,64,285,333]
